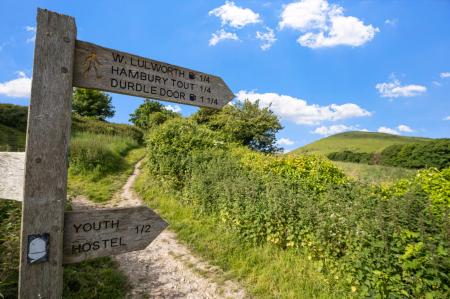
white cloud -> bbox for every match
[432,81,442,87]
[397,124,413,133]
[256,27,276,50]
[236,90,371,125]
[444,116,450,121]
[375,77,426,98]
[384,19,398,26]
[26,26,36,43]
[0,71,32,98]
[277,137,295,146]
[279,0,378,48]
[209,1,261,28]
[313,124,357,136]
[378,126,399,135]
[209,29,239,46]
[165,104,182,113]
[440,72,450,78]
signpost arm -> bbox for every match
[19,9,76,299]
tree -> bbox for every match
[72,88,115,120]
[192,100,283,153]
[129,99,179,130]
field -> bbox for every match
[291,131,430,155]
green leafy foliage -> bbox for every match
[73,88,115,120]
[380,139,450,169]
[328,150,373,164]
[144,117,450,298]
[129,99,179,130]
[192,100,283,153]
[0,104,28,132]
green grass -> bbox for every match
[291,131,431,156]
[333,161,417,185]
[0,124,26,151]
[135,168,350,299]
[68,147,145,202]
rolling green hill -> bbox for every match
[291,131,431,155]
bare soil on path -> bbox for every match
[72,161,246,299]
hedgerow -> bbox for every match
[145,117,450,298]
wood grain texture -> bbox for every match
[0,152,25,201]
[73,40,234,109]
[63,207,168,264]
[19,9,76,299]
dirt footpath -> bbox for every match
[73,161,246,299]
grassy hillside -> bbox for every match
[292,131,430,155]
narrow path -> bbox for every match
[73,161,246,299]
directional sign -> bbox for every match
[73,41,234,109]
[63,206,168,264]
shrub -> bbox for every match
[327,150,373,164]
[0,104,28,132]
[380,139,450,169]
[144,118,450,298]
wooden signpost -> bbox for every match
[0,8,234,299]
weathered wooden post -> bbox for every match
[18,9,76,298]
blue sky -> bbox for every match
[0,0,449,151]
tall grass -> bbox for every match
[70,133,138,177]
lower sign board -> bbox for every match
[63,206,167,264]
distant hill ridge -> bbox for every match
[291,131,431,155]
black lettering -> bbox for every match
[71,243,81,254]
[102,239,109,248]
[92,241,100,250]
[151,86,157,95]
[110,238,118,247]
[82,243,91,252]
[112,52,125,63]
[83,223,92,232]
[111,220,119,229]
[127,82,135,91]
[111,78,118,88]
[73,223,82,233]
[119,237,126,246]
[111,66,120,75]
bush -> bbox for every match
[70,133,138,177]
[0,104,28,132]
[327,150,373,164]
[380,139,450,169]
[144,118,450,298]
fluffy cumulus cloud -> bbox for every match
[209,1,261,28]
[256,27,276,50]
[0,71,32,98]
[279,0,378,48]
[378,126,399,135]
[165,104,182,113]
[397,124,413,133]
[209,29,239,46]
[312,124,362,136]
[375,77,426,98]
[236,90,371,125]
[440,72,450,79]
[276,137,295,146]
